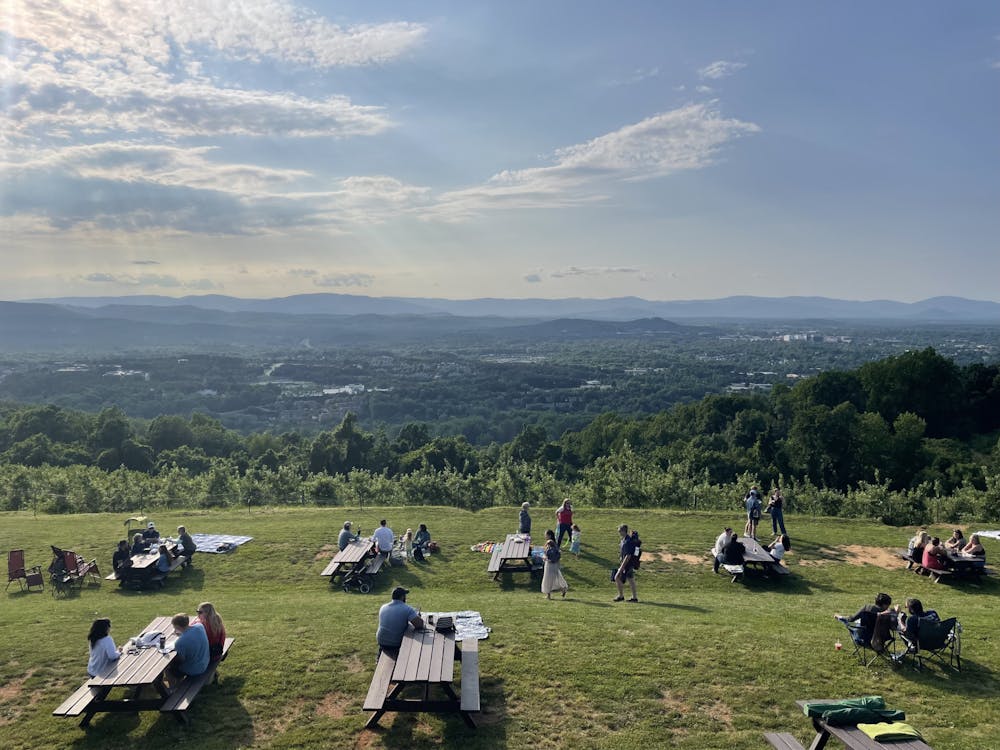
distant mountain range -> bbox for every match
[2,293,998,354]
[21,293,1000,321]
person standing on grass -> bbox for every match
[541,539,569,599]
[744,486,762,539]
[519,502,532,535]
[613,524,639,602]
[766,486,787,536]
[570,523,582,556]
[556,498,574,548]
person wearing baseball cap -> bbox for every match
[376,587,423,655]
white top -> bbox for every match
[87,635,119,677]
[770,541,786,560]
[712,531,731,557]
[373,525,395,553]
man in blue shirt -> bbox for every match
[376,587,423,656]
[613,524,639,602]
[168,612,210,684]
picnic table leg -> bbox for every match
[807,720,831,750]
[365,682,404,729]
[441,683,477,728]
[78,687,112,728]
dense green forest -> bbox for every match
[2,348,999,524]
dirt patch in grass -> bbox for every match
[703,699,733,727]
[660,689,690,714]
[655,551,707,565]
[798,544,899,570]
[314,544,335,561]
[344,653,366,673]
[252,696,307,743]
[315,691,350,719]
[0,670,33,701]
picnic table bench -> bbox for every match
[53,616,233,727]
[763,699,935,750]
[711,537,788,582]
[364,619,480,730]
[321,538,381,592]
[487,533,538,581]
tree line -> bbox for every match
[2,348,999,524]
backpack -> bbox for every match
[630,531,642,569]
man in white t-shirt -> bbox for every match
[712,527,734,574]
[373,519,394,556]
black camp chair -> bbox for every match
[901,617,962,672]
[840,618,899,667]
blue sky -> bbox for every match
[1,1,998,302]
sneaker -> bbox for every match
[613,595,625,602]
[627,597,639,603]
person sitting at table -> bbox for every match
[112,540,132,576]
[944,529,966,552]
[195,602,227,664]
[143,521,160,542]
[907,530,930,567]
[766,534,791,563]
[156,544,173,574]
[413,523,431,558]
[87,618,122,678]
[167,613,209,685]
[922,536,950,572]
[131,533,147,555]
[712,527,734,574]
[177,525,197,562]
[338,521,360,551]
[961,534,985,557]
[835,592,894,651]
[376,586,424,657]
[372,519,394,559]
[720,533,746,569]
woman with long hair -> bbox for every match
[87,618,120,677]
[196,602,227,663]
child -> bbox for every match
[569,523,582,556]
[403,529,413,559]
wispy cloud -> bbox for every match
[80,271,218,289]
[605,67,662,87]
[550,266,642,278]
[131,260,160,266]
[698,60,747,80]
[314,272,375,288]
[427,103,759,220]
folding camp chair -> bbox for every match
[840,619,899,667]
[901,617,962,672]
[7,550,45,592]
[48,546,73,597]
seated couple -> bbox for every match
[836,593,940,654]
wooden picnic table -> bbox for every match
[107,540,185,588]
[320,538,382,591]
[486,533,537,581]
[739,536,789,576]
[54,615,233,727]
[774,699,934,750]
[364,618,480,730]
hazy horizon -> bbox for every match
[2,2,998,303]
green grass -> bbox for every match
[2,507,998,750]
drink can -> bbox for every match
[159,634,166,649]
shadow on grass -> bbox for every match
[112,567,206,596]
[889,659,992,694]
[67,676,254,748]
[629,600,709,612]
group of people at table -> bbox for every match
[907,527,986,573]
[86,603,227,686]
[835,592,942,658]
[712,526,790,573]
[337,519,434,560]
[111,521,199,582]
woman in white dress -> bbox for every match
[541,539,568,599]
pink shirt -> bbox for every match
[557,506,573,525]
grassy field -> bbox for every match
[1,506,997,750]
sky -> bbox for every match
[1,1,998,303]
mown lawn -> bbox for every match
[1,506,997,750]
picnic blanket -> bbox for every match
[190,533,254,553]
[471,541,498,553]
[974,530,1000,541]
[424,611,490,641]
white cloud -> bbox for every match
[428,103,759,220]
[80,271,218,289]
[131,259,159,265]
[698,60,747,80]
[605,67,661,87]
